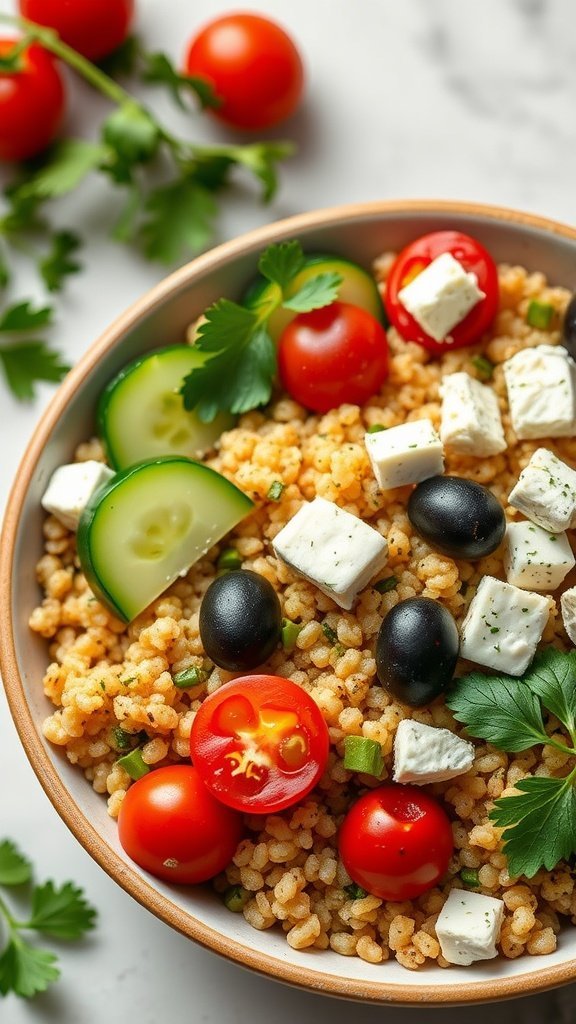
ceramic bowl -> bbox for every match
[2,200,576,1006]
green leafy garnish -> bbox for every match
[39,231,82,293]
[0,839,96,999]
[447,648,576,877]
[140,51,221,110]
[374,575,398,594]
[180,241,342,422]
[216,547,242,573]
[343,882,368,900]
[140,178,217,265]
[0,340,70,401]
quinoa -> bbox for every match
[29,259,576,968]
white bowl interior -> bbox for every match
[7,203,576,1003]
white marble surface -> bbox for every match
[1,0,576,1018]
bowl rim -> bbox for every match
[3,198,576,1006]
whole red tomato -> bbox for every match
[19,0,135,63]
[190,675,329,814]
[338,784,453,901]
[278,301,389,413]
[183,13,304,130]
[0,38,65,161]
[117,765,243,884]
[384,230,499,354]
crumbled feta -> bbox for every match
[503,345,576,439]
[459,575,549,676]
[504,521,575,592]
[393,720,475,785]
[272,496,388,610]
[41,461,115,531]
[561,586,576,645]
[436,889,504,966]
[439,372,506,456]
[364,419,444,491]
[397,252,485,343]
[508,447,576,533]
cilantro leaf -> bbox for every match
[39,232,82,293]
[194,142,295,203]
[14,140,107,200]
[141,52,221,110]
[0,840,32,886]
[111,185,142,243]
[490,775,576,877]
[259,240,305,290]
[446,670,549,752]
[193,299,257,353]
[0,341,70,401]
[27,881,97,940]
[140,178,217,264]
[523,647,576,744]
[0,187,44,236]
[283,272,343,312]
[0,301,53,332]
[0,938,59,999]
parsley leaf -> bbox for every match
[0,840,32,886]
[0,939,60,999]
[490,776,576,878]
[39,231,82,293]
[446,669,549,752]
[140,178,217,264]
[141,51,221,110]
[13,140,107,201]
[0,301,53,332]
[0,341,70,401]
[283,272,342,312]
[195,142,295,202]
[523,647,576,744]
[27,881,97,940]
[180,240,341,421]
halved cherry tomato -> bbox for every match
[183,13,304,130]
[19,0,135,63]
[384,230,499,354]
[190,675,329,813]
[118,765,243,884]
[278,301,389,413]
[0,39,65,162]
[338,783,453,901]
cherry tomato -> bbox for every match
[183,13,304,130]
[190,675,329,814]
[19,0,135,63]
[338,784,453,901]
[278,301,389,413]
[0,39,65,162]
[384,230,499,354]
[117,765,243,884]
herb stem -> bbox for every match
[0,890,18,932]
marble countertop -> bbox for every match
[1,0,576,1019]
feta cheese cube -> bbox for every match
[459,575,549,676]
[561,586,576,645]
[398,252,485,343]
[393,720,475,785]
[272,496,388,610]
[439,372,506,456]
[504,521,575,591]
[364,419,444,491]
[503,345,576,439]
[41,461,115,531]
[436,889,504,966]
[508,447,576,533]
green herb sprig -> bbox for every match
[447,648,576,878]
[180,241,342,421]
[0,839,96,999]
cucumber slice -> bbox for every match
[243,253,384,341]
[77,457,253,622]
[98,346,235,471]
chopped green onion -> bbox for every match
[527,299,554,330]
[267,480,285,501]
[344,882,368,900]
[172,666,209,689]
[471,355,494,381]
[343,735,384,777]
[322,621,339,645]
[111,726,136,751]
[367,423,387,433]
[223,885,251,912]
[117,748,150,781]
[374,575,398,594]
[281,618,303,652]
[460,868,480,888]
[217,547,242,572]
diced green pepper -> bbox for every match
[374,575,398,594]
[460,867,480,888]
[267,480,285,501]
[172,666,209,689]
[117,748,150,781]
[527,299,554,329]
[281,618,303,652]
[223,885,251,912]
[343,735,384,777]
[217,547,242,572]
[471,355,494,381]
[366,423,387,433]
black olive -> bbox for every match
[562,294,576,359]
[199,570,282,671]
[375,597,459,707]
[408,475,505,560]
